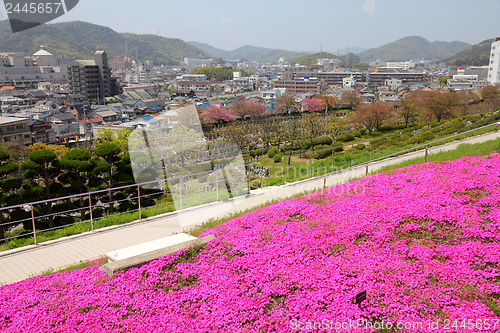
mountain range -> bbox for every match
[439,39,494,66]
[357,36,471,63]
[0,20,210,65]
[188,41,308,63]
[0,20,490,67]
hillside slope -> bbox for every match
[358,36,470,62]
[0,20,210,65]
[188,41,308,62]
[1,155,499,331]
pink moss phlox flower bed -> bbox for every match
[1,156,500,332]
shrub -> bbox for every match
[379,124,405,132]
[312,136,333,146]
[298,141,312,150]
[267,149,277,158]
[352,130,362,138]
[198,174,208,183]
[353,144,366,151]
[336,133,355,142]
[331,141,344,152]
[250,148,269,158]
[273,154,283,163]
[312,147,333,159]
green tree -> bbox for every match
[439,76,449,87]
[95,128,131,153]
[95,143,122,214]
[21,149,61,229]
[60,149,94,219]
[301,113,325,152]
[0,150,21,244]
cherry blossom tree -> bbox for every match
[204,105,237,122]
[302,97,323,112]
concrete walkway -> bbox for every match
[1,131,499,285]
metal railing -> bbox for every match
[280,121,500,184]
[0,121,499,248]
[0,166,248,247]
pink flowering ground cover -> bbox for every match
[1,155,500,332]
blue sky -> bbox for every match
[4,0,500,52]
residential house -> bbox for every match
[46,112,80,140]
[29,119,56,144]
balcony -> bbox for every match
[0,127,29,135]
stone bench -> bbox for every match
[100,233,215,277]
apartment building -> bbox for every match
[487,37,500,85]
[68,51,122,103]
[274,78,325,94]
[0,116,31,147]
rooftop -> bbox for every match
[33,49,53,57]
[0,116,29,124]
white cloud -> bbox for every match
[362,0,376,15]
[220,16,233,24]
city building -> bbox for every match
[178,74,208,82]
[0,116,31,147]
[447,74,489,91]
[383,61,416,70]
[0,49,68,86]
[487,37,500,85]
[274,78,325,94]
[183,58,214,67]
[68,51,122,104]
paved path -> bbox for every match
[1,131,499,285]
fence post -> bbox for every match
[89,193,94,232]
[351,145,354,167]
[216,170,219,202]
[248,172,251,192]
[137,185,142,220]
[366,164,369,176]
[179,177,183,210]
[331,148,334,173]
[283,161,287,184]
[425,146,429,163]
[260,174,263,188]
[31,204,37,245]
[309,153,312,178]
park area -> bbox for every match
[1,153,499,332]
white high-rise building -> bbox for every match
[487,37,500,84]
